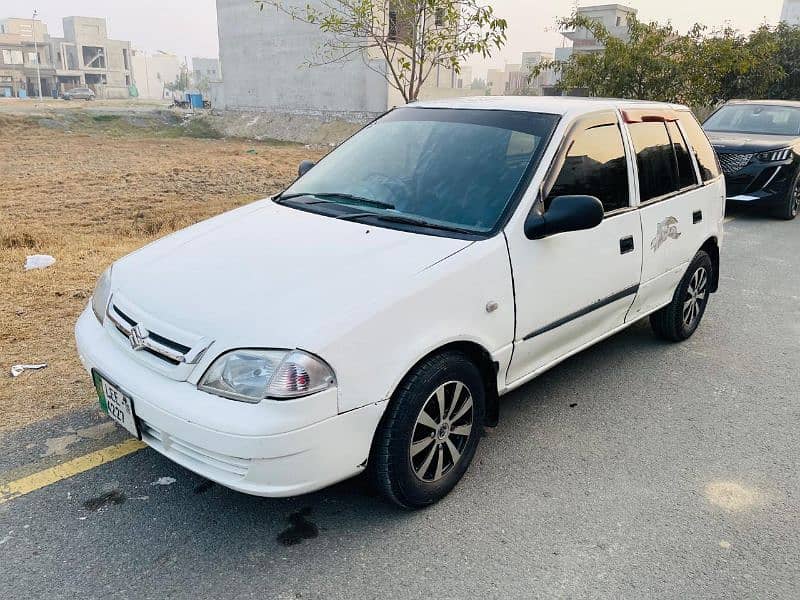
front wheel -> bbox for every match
[650,250,713,342]
[370,352,485,509]
[775,173,799,220]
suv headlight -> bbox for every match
[198,349,336,403]
[91,267,113,324]
[757,148,792,162]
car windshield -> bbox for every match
[704,104,800,136]
[280,107,559,234]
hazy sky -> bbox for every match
[3,0,786,75]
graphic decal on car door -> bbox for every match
[651,216,681,252]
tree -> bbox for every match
[166,62,191,92]
[531,13,790,108]
[255,0,507,103]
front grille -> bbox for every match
[141,420,251,479]
[718,153,754,175]
[108,302,210,366]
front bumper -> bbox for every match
[75,306,386,497]
[722,160,796,205]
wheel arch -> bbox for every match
[386,340,501,428]
[699,236,720,293]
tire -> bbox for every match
[650,250,713,342]
[370,351,486,509]
[775,172,799,220]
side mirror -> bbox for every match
[524,195,604,240]
[298,160,316,177]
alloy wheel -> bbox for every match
[792,181,800,217]
[409,381,473,483]
[683,267,708,329]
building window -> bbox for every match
[388,9,398,41]
[435,8,445,27]
[28,52,38,64]
[616,16,622,26]
[122,48,129,70]
[2,49,24,65]
[82,46,107,69]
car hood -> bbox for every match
[705,131,799,153]
[111,199,472,349]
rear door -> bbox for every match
[623,110,721,320]
[505,110,643,384]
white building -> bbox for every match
[781,0,800,25]
[131,50,180,100]
[562,3,636,54]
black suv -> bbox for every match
[704,100,800,220]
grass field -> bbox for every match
[0,111,323,431]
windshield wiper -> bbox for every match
[338,212,477,235]
[278,192,395,210]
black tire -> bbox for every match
[775,172,799,220]
[370,351,485,509]
[650,250,713,342]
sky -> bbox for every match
[2,0,787,75]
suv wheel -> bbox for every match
[776,174,800,220]
[370,352,485,509]
[650,250,713,342]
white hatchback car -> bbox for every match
[76,97,725,508]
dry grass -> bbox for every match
[0,113,323,432]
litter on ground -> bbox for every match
[24,255,56,271]
[151,477,177,486]
[10,364,48,378]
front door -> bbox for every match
[506,111,643,385]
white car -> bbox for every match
[76,97,725,508]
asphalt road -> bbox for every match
[1,206,798,600]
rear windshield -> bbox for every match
[704,104,800,136]
[282,107,559,234]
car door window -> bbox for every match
[547,123,630,213]
[679,112,722,182]
[628,122,683,202]
[666,121,698,189]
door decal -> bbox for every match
[651,216,681,252]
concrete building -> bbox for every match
[192,57,221,87]
[521,51,556,96]
[48,16,133,98]
[0,18,56,97]
[216,0,480,127]
[217,0,387,121]
[561,4,636,56]
[781,0,800,25]
[131,50,181,99]
[486,68,507,95]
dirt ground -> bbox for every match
[0,109,323,432]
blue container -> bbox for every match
[188,93,204,108]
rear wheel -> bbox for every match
[650,251,713,342]
[775,174,799,220]
[370,352,485,509]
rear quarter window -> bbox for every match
[678,112,721,182]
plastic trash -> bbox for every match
[24,255,56,271]
[10,364,48,378]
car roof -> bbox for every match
[410,96,689,118]
[723,99,800,108]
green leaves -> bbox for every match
[540,14,800,109]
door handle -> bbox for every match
[620,236,635,255]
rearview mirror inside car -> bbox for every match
[524,195,604,240]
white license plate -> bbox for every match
[96,374,140,438]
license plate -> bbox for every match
[93,371,141,439]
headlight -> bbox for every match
[198,349,336,403]
[91,267,113,324]
[757,148,792,162]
